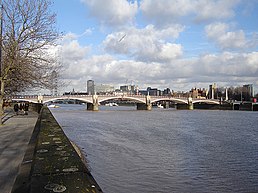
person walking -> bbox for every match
[24,102,29,115]
[14,103,19,115]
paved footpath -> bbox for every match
[0,110,38,193]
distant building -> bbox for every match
[63,91,87,95]
[191,88,199,98]
[135,85,139,95]
[120,85,135,94]
[87,80,95,95]
[163,88,171,96]
[242,84,253,101]
[208,83,216,99]
[149,87,161,96]
[95,84,114,94]
[190,88,207,99]
[172,91,189,98]
[139,87,161,96]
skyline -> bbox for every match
[51,0,258,94]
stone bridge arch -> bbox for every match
[192,99,220,105]
[98,96,146,104]
[11,98,38,104]
[43,97,93,104]
[151,98,188,104]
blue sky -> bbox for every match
[51,0,258,93]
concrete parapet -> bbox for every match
[194,103,220,110]
[253,104,258,111]
[12,107,102,193]
[239,103,253,111]
[175,104,189,110]
[232,102,258,111]
[30,103,43,113]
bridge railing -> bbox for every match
[8,94,220,103]
[7,95,39,99]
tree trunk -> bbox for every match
[0,78,4,125]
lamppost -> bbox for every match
[0,0,3,81]
[0,0,3,125]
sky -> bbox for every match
[51,0,258,94]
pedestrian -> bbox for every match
[14,103,19,115]
[19,102,25,115]
[24,102,29,115]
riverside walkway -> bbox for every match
[0,107,102,193]
[0,110,38,193]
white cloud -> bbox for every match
[60,29,93,43]
[53,0,258,93]
[194,0,240,22]
[61,32,78,42]
[245,52,258,72]
[140,0,194,22]
[205,22,249,50]
[60,40,90,61]
[160,51,258,90]
[57,36,258,92]
[196,52,258,79]
[103,25,184,62]
[140,0,240,26]
[40,0,258,94]
[81,0,138,27]
[54,28,258,93]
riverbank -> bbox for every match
[4,106,102,193]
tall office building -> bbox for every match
[242,84,253,101]
[87,80,95,95]
[208,83,216,99]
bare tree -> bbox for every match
[0,0,60,123]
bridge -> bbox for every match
[9,94,220,111]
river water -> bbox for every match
[50,105,258,193]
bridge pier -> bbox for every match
[136,103,152,110]
[188,97,194,110]
[175,98,194,110]
[164,102,169,109]
[87,103,99,111]
[136,95,152,110]
[87,94,99,111]
[37,95,43,103]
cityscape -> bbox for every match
[1,1,258,193]
[61,79,256,102]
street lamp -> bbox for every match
[0,0,3,79]
[0,0,3,125]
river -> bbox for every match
[50,104,258,193]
